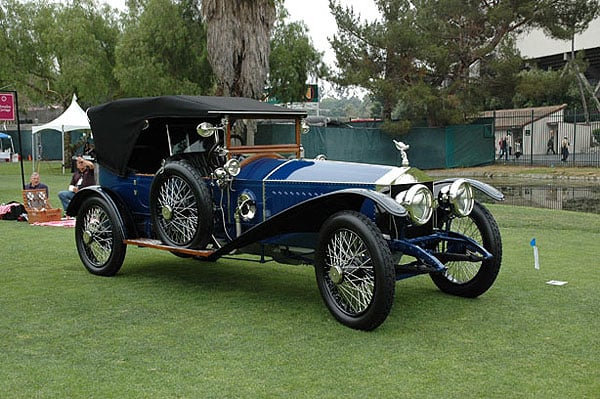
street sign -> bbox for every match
[304,84,319,103]
[0,93,15,121]
[263,84,320,104]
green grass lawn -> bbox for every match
[1,161,599,398]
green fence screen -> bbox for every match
[257,121,495,169]
[9,121,494,170]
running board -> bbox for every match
[124,238,215,258]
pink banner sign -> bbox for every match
[0,93,15,121]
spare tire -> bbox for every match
[150,160,213,249]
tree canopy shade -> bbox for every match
[540,0,600,40]
[328,0,600,126]
[329,0,420,121]
[115,0,214,97]
[3,0,598,125]
[1,0,325,108]
[0,0,120,109]
[201,0,276,99]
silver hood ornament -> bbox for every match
[393,140,410,167]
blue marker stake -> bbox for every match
[530,238,539,270]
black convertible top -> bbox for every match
[87,95,307,176]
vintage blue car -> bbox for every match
[69,95,504,331]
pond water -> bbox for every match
[469,178,600,214]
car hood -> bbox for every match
[237,158,431,186]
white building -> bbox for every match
[482,105,599,156]
[517,18,600,59]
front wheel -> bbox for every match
[430,201,502,297]
[315,211,395,331]
[75,196,126,276]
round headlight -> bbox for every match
[395,184,434,225]
[448,179,474,217]
[214,168,227,179]
[237,192,257,221]
[224,158,241,177]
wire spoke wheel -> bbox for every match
[430,201,502,298]
[82,205,113,265]
[324,229,375,314]
[315,211,395,331]
[75,196,126,276]
[156,175,199,245]
[150,160,213,249]
[440,215,483,283]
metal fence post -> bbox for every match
[493,110,496,161]
[530,109,534,165]
[573,111,577,165]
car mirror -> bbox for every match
[197,122,219,138]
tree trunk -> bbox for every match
[201,0,276,99]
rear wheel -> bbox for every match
[315,211,395,331]
[150,160,213,249]
[430,202,502,297]
[75,196,126,276]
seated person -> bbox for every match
[58,156,95,211]
[24,172,49,196]
[83,142,96,158]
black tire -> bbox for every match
[315,211,395,331]
[430,201,502,298]
[75,196,126,276]
[150,160,213,249]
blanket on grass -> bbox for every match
[32,218,75,228]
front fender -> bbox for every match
[336,188,408,217]
[209,188,407,260]
[434,178,504,201]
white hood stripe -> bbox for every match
[375,167,410,185]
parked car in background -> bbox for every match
[69,95,504,331]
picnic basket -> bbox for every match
[22,189,62,224]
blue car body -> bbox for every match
[69,95,504,331]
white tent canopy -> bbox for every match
[32,94,90,173]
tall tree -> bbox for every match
[329,0,600,126]
[200,0,277,98]
[539,0,600,118]
[51,0,120,107]
[115,0,214,97]
[540,0,600,40]
[477,38,524,111]
[0,0,40,101]
[268,7,327,104]
[0,0,120,109]
[512,67,580,108]
[414,0,599,122]
[329,0,420,121]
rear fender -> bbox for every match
[66,186,136,238]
